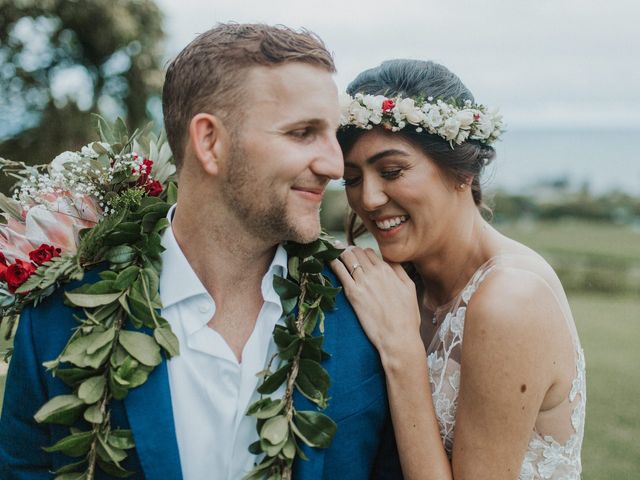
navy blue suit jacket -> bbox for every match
[0,268,402,479]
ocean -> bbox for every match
[484,129,640,195]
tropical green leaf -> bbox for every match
[65,292,121,308]
[281,296,298,316]
[83,404,104,424]
[108,372,129,401]
[86,327,115,355]
[106,245,137,265]
[43,431,93,457]
[273,276,301,299]
[166,181,178,205]
[53,459,88,475]
[123,366,151,389]
[34,394,85,425]
[246,398,284,419]
[295,359,330,407]
[292,411,337,448]
[60,332,112,368]
[306,283,341,298]
[82,343,112,369]
[257,364,290,395]
[261,415,289,446]
[114,266,140,289]
[118,330,161,367]
[96,433,127,463]
[153,324,179,357]
[78,375,106,404]
[282,436,296,459]
[108,430,135,450]
[54,367,96,386]
[299,259,324,274]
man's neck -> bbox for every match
[170,201,278,302]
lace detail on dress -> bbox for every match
[426,258,586,479]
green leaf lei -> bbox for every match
[0,118,344,479]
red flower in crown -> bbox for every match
[473,113,481,122]
[29,243,62,266]
[5,259,37,293]
[382,99,395,112]
[145,180,163,197]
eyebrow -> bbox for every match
[345,149,410,167]
[281,118,330,129]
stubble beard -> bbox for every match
[221,146,321,245]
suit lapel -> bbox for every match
[291,302,339,479]
[124,356,183,480]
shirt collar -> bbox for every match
[160,204,289,309]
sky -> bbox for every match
[157,0,640,130]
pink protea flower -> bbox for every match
[0,191,101,262]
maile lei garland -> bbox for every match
[0,117,343,480]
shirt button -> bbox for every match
[198,303,210,313]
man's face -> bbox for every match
[221,63,343,244]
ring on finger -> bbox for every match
[350,263,362,275]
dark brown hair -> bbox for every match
[162,23,336,169]
[337,59,496,244]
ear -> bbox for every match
[187,113,230,176]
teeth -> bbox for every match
[375,215,408,230]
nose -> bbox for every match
[311,133,344,180]
[360,175,388,212]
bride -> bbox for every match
[332,59,585,479]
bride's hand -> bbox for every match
[331,247,423,359]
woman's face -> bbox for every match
[343,128,461,263]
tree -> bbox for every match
[0,0,165,192]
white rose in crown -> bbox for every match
[456,110,475,129]
[455,129,471,144]
[425,107,443,129]
[441,117,461,141]
[396,98,416,115]
[363,95,385,112]
[475,114,495,138]
[368,111,383,125]
[405,109,426,125]
[350,103,370,127]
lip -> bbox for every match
[292,186,324,202]
[374,220,406,238]
[370,214,409,222]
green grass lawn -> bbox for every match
[497,219,640,262]
[571,293,640,479]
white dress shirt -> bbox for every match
[159,208,287,480]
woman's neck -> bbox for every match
[414,210,492,309]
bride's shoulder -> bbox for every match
[465,254,567,340]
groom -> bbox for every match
[0,23,401,479]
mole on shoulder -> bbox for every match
[520,384,527,393]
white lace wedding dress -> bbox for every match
[426,256,586,479]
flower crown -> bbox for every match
[339,93,504,146]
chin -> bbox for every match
[378,245,411,264]
[288,217,321,244]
